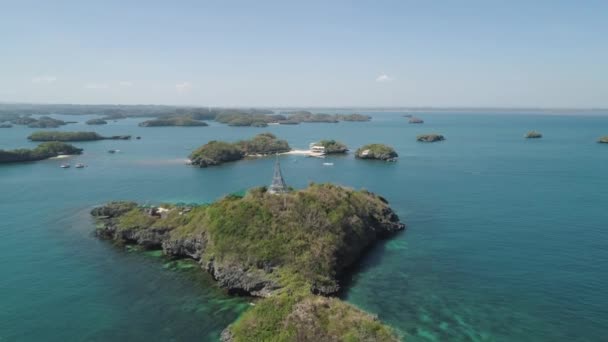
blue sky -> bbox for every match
[1,0,606,107]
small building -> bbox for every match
[309,143,326,154]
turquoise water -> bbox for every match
[1,112,607,341]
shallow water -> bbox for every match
[1,112,607,341]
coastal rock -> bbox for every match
[220,328,235,342]
[409,117,424,124]
[598,136,608,144]
[206,260,280,297]
[162,235,207,259]
[417,134,445,142]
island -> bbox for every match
[417,134,445,142]
[215,111,272,127]
[598,136,608,144]
[355,144,398,161]
[91,183,404,341]
[0,142,83,163]
[28,131,132,141]
[313,140,349,154]
[85,118,108,125]
[138,117,209,127]
[8,115,74,128]
[335,113,372,122]
[408,117,424,124]
[189,133,291,167]
[0,123,12,128]
[525,131,543,139]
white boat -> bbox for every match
[323,162,334,166]
[75,163,86,168]
[60,163,70,168]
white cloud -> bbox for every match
[376,73,393,82]
[175,82,192,93]
[119,81,133,87]
[84,83,109,89]
[32,76,57,84]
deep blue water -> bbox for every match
[1,112,607,341]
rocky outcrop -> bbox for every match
[409,117,424,124]
[417,134,445,142]
[597,136,608,144]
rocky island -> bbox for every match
[598,136,608,144]
[314,140,349,154]
[0,123,12,128]
[138,117,209,127]
[355,144,398,161]
[525,131,543,139]
[28,131,131,142]
[417,134,445,142]
[0,142,83,163]
[408,117,424,124]
[189,133,290,167]
[92,182,404,341]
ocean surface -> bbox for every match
[1,112,607,341]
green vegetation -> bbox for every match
[27,131,132,142]
[138,117,209,127]
[85,118,108,125]
[416,134,445,142]
[316,140,348,154]
[189,133,290,167]
[6,115,72,128]
[355,144,398,161]
[525,131,542,139]
[93,184,403,341]
[598,136,608,144]
[0,142,83,163]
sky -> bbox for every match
[0,0,607,108]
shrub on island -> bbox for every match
[334,113,371,122]
[0,142,83,163]
[416,134,445,142]
[189,133,291,167]
[525,131,542,139]
[355,144,398,161]
[92,183,404,341]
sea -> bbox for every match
[1,111,607,341]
